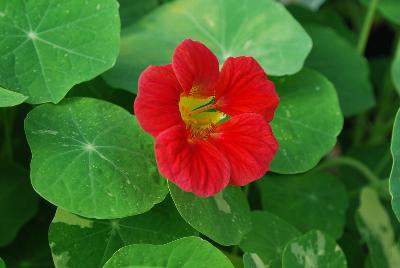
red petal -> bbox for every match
[172,39,219,97]
[155,125,230,197]
[215,57,279,122]
[134,64,184,137]
[212,113,278,186]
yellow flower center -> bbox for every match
[179,95,226,139]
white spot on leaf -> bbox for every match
[214,192,231,213]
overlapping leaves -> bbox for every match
[103,0,312,92]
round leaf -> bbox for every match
[356,187,400,268]
[258,171,348,239]
[0,162,39,246]
[390,108,400,221]
[270,69,343,174]
[25,97,168,219]
[169,184,251,246]
[240,211,301,268]
[392,42,400,93]
[103,237,234,268]
[282,230,347,268]
[0,0,120,104]
[103,0,312,93]
[304,24,375,116]
[49,197,197,268]
[0,87,27,107]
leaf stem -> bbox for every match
[357,0,379,54]
[315,156,389,198]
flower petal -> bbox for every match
[172,39,220,97]
[134,64,184,137]
[155,125,230,197]
[212,113,278,186]
[215,57,279,122]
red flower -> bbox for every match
[134,39,279,197]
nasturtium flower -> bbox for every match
[134,39,279,197]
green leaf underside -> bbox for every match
[390,108,400,221]
[258,171,348,239]
[25,97,168,219]
[304,24,375,116]
[270,69,343,174]
[103,0,312,93]
[0,0,120,104]
[169,184,252,246]
[392,42,400,93]
[0,162,39,247]
[118,0,159,28]
[240,211,301,268]
[282,230,347,268]
[356,187,400,268]
[0,86,27,107]
[281,0,326,11]
[361,0,400,25]
[103,237,234,268]
[49,197,198,268]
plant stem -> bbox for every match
[357,0,379,54]
[315,156,390,199]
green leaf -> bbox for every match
[49,196,197,268]
[0,162,39,246]
[361,0,400,25]
[282,230,347,268]
[25,97,168,219]
[169,184,251,246]
[103,237,234,268]
[103,0,312,93]
[0,87,27,107]
[390,108,400,221]
[304,24,375,116]
[0,0,120,104]
[356,187,400,268]
[0,257,5,268]
[258,171,348,239]
[392,42,400,93]
[270,69,343,174]
[240,211,301,268]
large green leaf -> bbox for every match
[103,237,234,268]
[282,230,347,268]
[392,42,400,93]
[270,69,343,174]
[103,0,312,93]
[390,108,400,221]
[169,184,251,246]
[240,211,301,268]
[258,171,348,239]
[356,187,400,268]
[0,87,27,107]
[304,24,375,116]
[361,0,400,25]
[0,0,120,104]
[25,97,168,219]
[49,197,197,268]
[0,162,39,247]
